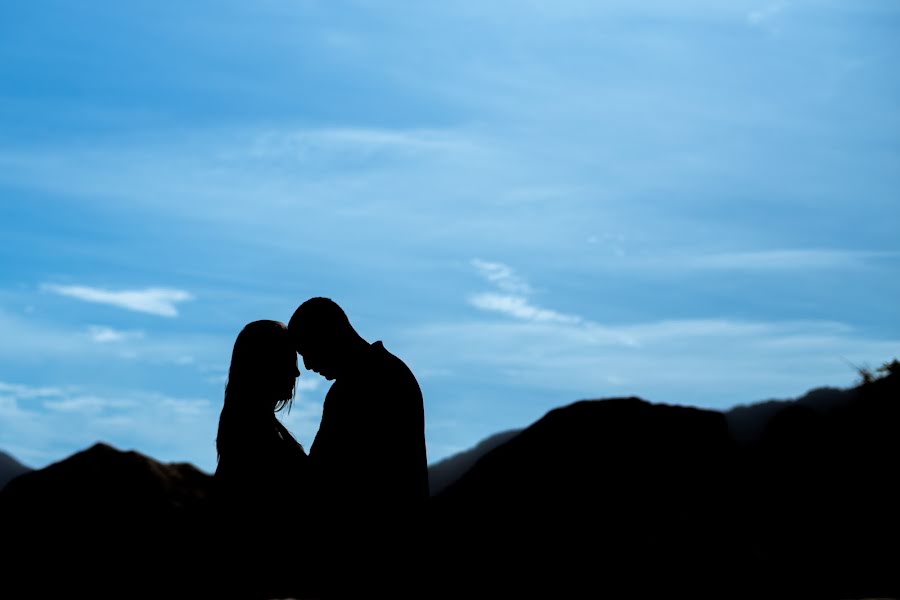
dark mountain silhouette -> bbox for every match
[428,383,859,497]
[1,442,216,599]
[2,371,897,599]
[427,429,521,496]
[430,397,742,597]
[1,442,211,515]
[733,371,899,599]
[0,450,31,490]
[429,372,899,598]
[725,385,855,445]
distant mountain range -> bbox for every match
[2,370,897,599]
[1,441,212,516]
[427,428,521,496]
[0,382,863,498]
[0,450,31,490]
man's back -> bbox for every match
[310,341,429,502]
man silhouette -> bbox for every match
[288,297,429,503]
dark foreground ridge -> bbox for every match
[2,370,897,599]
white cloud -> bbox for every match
[0,307,226,373]
[686,249,892,271]
[159,396,211,417]
[44,396,137,413]
[435,259,896,423]
[406,316,897,409]
[469,260,580,324]
[43,285,193,317]
[472,259,533,294]
[0,381,71,399]
[87,325,145,344]
[470,293,580,324]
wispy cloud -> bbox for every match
[472,259,533,294]
[249,127,472,159]
[469,259,580,324]
[42,285,193,317]
[685,249,895,271]
[0,379,220,470]
[470,293,581,324]
[87,326,145,344]
[0,307,226,383]
[407,315,897,410]
[43,396,137,413]
[441,260,896,415]
[0,381,74,400]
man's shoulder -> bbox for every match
[371,341,413,372]
[370,342,421,392]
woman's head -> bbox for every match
[217,320,300,462]
[225,320,300,414]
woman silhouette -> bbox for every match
[214,320,308,517]
[211,320,311,597]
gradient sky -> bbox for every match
[1,1,898,472]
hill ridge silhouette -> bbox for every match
[1,370,897,598]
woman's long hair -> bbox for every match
[216,320,299,462]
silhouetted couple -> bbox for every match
[212,297,428,596]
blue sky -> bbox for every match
[1,1,898,472]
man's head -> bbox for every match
[288,297,360,380]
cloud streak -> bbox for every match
[249,127,472,159]
[450,260,896,409]
[469,293,581,324]
[43,396,138,413]
[0,379,220,471]
[0,306,227,393]
[408,315,897,405]
[472,259,533,294]
[87,326,145,344]
[43,285,193,317]
[469,259,580,324]
[685,249,895,271]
